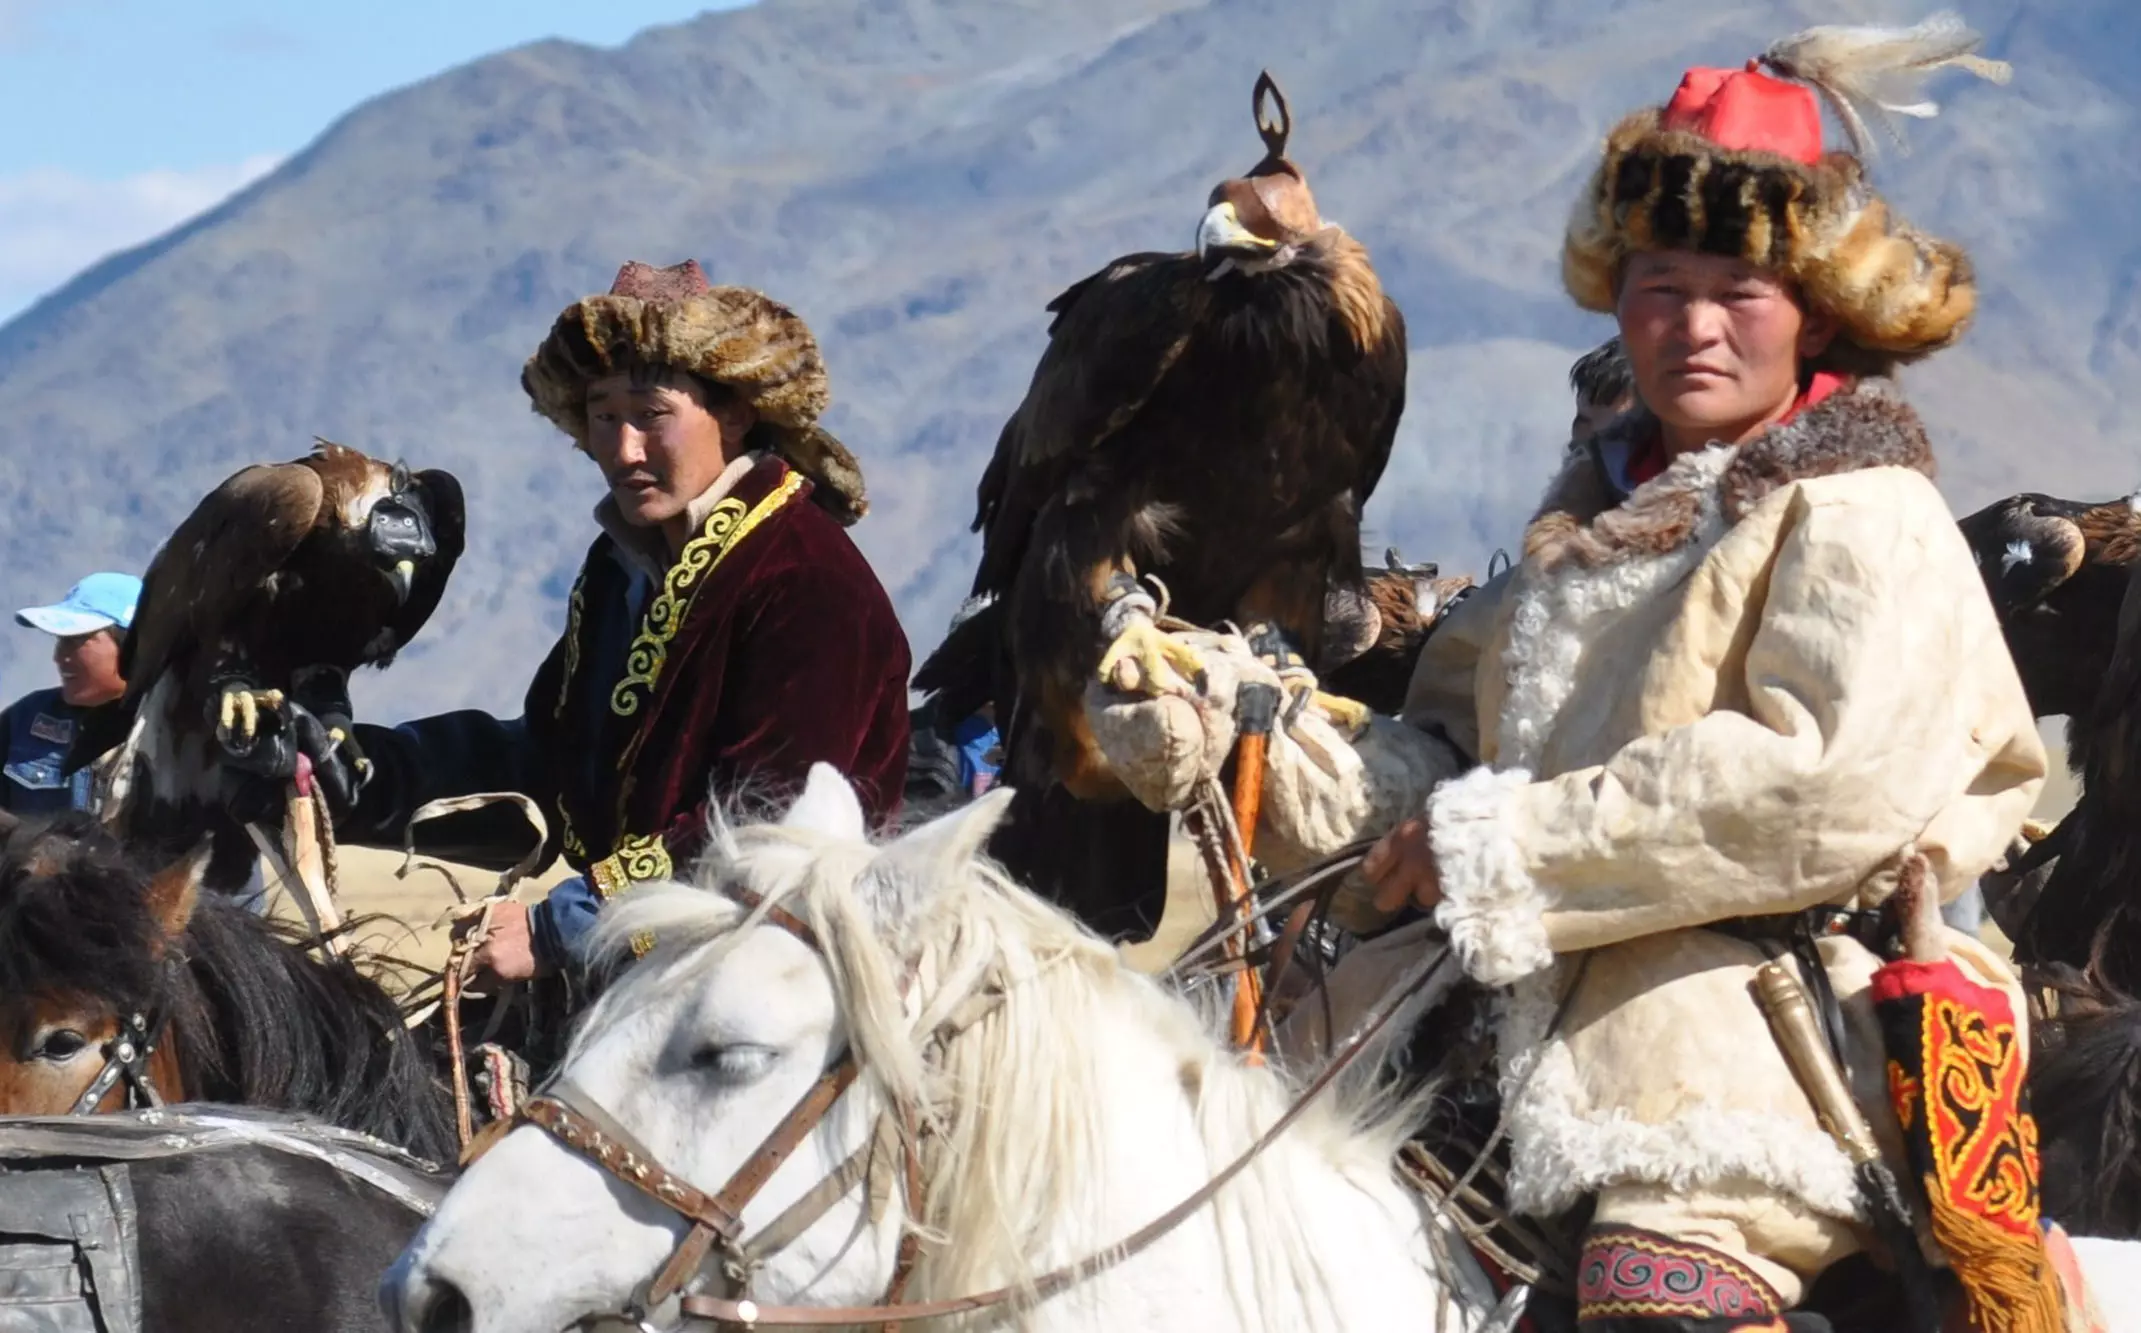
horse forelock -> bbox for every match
[583,801,1423,1322]
[0,814,170,1030]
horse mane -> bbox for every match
[584,797,1425,1325]
[0,814,455,1163]
[2030,964,2141,1239]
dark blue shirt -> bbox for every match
[0,687,91,815]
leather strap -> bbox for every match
[71,1008,165,1116]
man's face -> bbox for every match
[1615,251,1834,446]
[583,370,757,533]
[54,630,123,707]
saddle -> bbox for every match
[0,1107,449,1333]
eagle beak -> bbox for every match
[1197,200,1279,261]
[387,559,416,605]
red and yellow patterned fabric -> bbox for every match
[1872,957,2065,1333]
[1577,1226,1783,1325]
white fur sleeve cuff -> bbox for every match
[1429,766,1554,986]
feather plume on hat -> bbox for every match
[1761,10,2011,156]
[1562,11,2012,364]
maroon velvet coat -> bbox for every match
[528,455,910,889]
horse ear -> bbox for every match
[782,764,869,841]
[887,787,1016,876]
[864,787,1016,931]
[145,843,211,947]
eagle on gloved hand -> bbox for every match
[913,72,1407,935]
[73,440,464,890]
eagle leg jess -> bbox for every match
[1095,568,1208,697]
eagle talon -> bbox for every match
[1098,620,1208,698]
[215,686,286,749]
[1308,689,1372,735]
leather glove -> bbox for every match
[214,688,369,822]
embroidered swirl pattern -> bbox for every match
[1577,1226,1782,1321]
[609,497,749,716]
[607,471,808,721]
[1890,991,2042,1236]
[590,832,673,899]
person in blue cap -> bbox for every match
[4,572,141,816]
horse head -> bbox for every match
[387,765,1024,1332]
[0,815,203,1115]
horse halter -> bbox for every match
[482,888,929,1332]
[70,1006,167,1115]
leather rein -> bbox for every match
[492,884,1448,1330]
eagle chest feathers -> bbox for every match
[1075,252,1403,628]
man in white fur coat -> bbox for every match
[1086,18,2045,1332]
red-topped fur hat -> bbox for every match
[523,260,867,524]
[1564,12,2010,363]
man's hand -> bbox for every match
[1363,816,1442,916]
[469,899,540,986]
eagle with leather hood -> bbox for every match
[70,441,463,892]
[915,71,1406,940]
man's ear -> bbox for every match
[1798,307,1840,361]
[715,395,759,450]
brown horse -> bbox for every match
[0,813,455,1161]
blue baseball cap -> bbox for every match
[15,572,142,637]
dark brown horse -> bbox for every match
[0,813,455,1161]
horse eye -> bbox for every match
[690,1044,774,1082]
[34,1029,88,1062]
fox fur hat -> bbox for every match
[1563,13,2010,363]
[523,259,867,523]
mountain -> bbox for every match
[0,0,2134,721]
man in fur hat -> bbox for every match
[1084,18,2044,1329]
[331,260,910,980]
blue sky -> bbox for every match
[0,0,744,317]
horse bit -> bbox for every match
[70,1006,167,1115]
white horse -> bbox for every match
[382,766,1495,1332]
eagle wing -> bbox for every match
[123,463,327,695]
[967,253,1203,594]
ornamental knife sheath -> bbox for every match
[1750,960,1882,1164]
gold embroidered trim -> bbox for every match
[608,471,807,720]
[589,832,673,900]
[554,566,589,720]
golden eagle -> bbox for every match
[916,73,1407,936]
[76,441,464,889]
[1958,490,2140,719]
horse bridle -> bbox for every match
[476,887,933,1332]
[496,883,1449,1330]
[70,1005,168,1115]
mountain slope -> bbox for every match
[0,0,2133,719]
